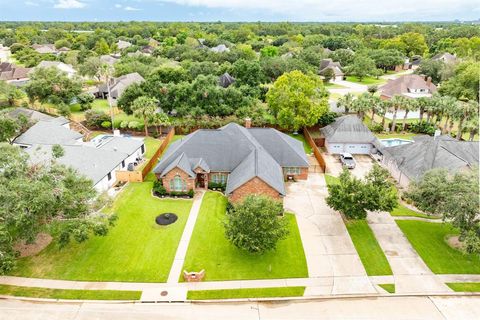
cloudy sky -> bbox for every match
[1,0,479,21]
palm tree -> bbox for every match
[369,96,382,125]
[439,96,457,134]
[337,93,354,114]
[416,97,429,122]
[131,96,159,137]
[463,115,479,141]
[378,100,389,131]
[402,98,418,132]
[97,63,115,134]
[149,110,171,136]
[455,100,479,140]
[389,95,407,132]
[351,93,373,121]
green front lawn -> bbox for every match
[12,181,193,282]
[446,283,480,292]
[375,133,417,140]
[187,287,305,300]
[181,192,308,281]
[324,174,339,186]
[289,133,312,154]
[345,220,393,276]
[390,205,441,220]
[324,82,346,89]
[345,76,386,86]
[396,221,480,274]
[378,284,395,293]
[0,285,141,300]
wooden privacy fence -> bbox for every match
[116,128,175,183]
[140,128,175,179]
[303,128,327,173]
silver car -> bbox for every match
[340,153,356,169]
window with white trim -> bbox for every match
[284,167,301,175]
[170,175,186,191]
[211,173,227,184]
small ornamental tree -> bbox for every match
[224,195,289,254]
[326,165,397,220]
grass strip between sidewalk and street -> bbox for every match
[345,220,393,276]
[187,286,305,300]
[0,284,141,300]
[378,284,395,293]
[446,283,480,292]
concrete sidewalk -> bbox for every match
[167,191,205,284]
[367,211,451,294]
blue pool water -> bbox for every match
[380,138,413,147]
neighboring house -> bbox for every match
[95,72,144,102]
[431,52,458,64]
[210,44,230,53]
[14,117,145,191]
[218,72,235,88]
[31,44,57,54]
[117,40,132,50]
[35,61,77,78]
[320,115,380,154]
[7,107,55,123]
[153,121,309,202]
[141,45,155,55]
[403,56,422,70]
[0,62,31,85]
[379,74,437,99]
[318,59,344,83]
[380,135,479,188]
[57,47,70,53]
[100,54,119,65]
[149,38,160,47]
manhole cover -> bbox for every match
[160,291,168,296]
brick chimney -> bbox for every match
[426,76,432,86]
[245,117,252,129]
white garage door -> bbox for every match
[345,144,372,154]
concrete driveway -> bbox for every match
[367,212,451,294]
[284,172,376,295]
[323,153,375,178]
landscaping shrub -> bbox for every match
[101,121,111,129]
[85,110,110,128]
[128,121,141,130]
[410,121,435,135]
[208,182,226,191]
[152,180,167,196]
[120,121,129,129]
[368,123,383,133]
[317,111,337,126]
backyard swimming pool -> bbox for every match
[380,138,413,147]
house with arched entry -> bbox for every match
[153,121,309,202]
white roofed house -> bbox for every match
[35,61,77,78]
[13,116,146,192]
[117,40,132,51]
[31,44,57,54]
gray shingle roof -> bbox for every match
[14,120,83,146]
[218,72,235,88]
[321,115,377,144]
[94,136,144,156]
[101,72,144,99]
[160,153,196,178]
[154,123,308,195]
[383,135,479,180]
[7,107,54,122]
[24,144,128,185]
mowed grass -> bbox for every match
[0,285,141,300]
[187,287,305,300]
[345,76,386,85]
[12,181,193,282]
[390,205,441,220]
[375,133,417,140]
[446,283,480,292]
[396,221,480,274]
[137,137,163,170]
[324,174,339,186]
[289,133,312,154]
[345,220,393,276]
[181,192,308,281]
[378,284,395,293]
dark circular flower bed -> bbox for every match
[155,213,178,225]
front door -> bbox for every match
[196,173,206,188]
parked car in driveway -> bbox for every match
[340,153,356,169]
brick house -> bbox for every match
[153,122,309,202]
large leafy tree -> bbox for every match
[266,70,328,131]
[439,61,480,102]
[326,165,398,220]
[406,168,479,253]
[231,59,264,87]
[0,143,115,273]
[345,55,378,81]
[24,67,82,106]
[224,195,289,254]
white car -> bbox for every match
[340,153,356,169]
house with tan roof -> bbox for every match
[0,62,31,85]
[318,59,345,83]
[379,74,437,100]
[31,44,57,54]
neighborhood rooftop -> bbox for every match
[13,119,83,146]
[321,115,378,144]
